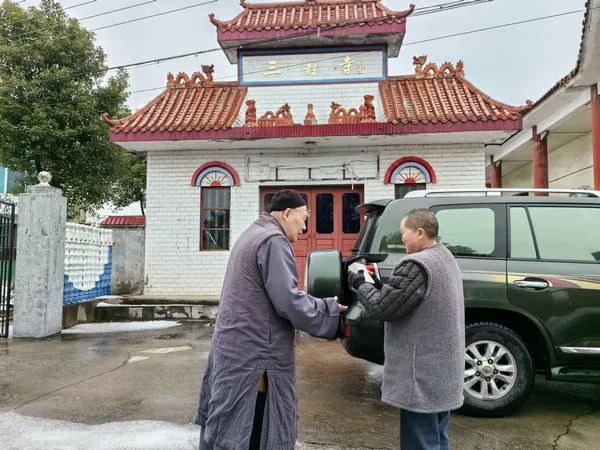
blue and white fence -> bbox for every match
[63,224,113,305]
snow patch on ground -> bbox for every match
[62,321,181,334]
[0,412,344,449]
[141,346,191,354]
[0,412,198,449]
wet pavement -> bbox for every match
[1,321,599,449]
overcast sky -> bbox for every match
[18,0,586,111]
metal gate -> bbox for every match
[0,199,16,338]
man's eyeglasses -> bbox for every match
[293,208,311,220]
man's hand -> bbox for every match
[334,296,348,312]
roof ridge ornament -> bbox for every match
[328,95,376,124]
[258,104,294,127]
[413,55,466,78]
[245,100,258,127]
[304,103,317,126]
[167,65,215,88]
[101,112,125,126]
[208,13,222,26]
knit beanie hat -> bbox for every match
[269,189,307,212]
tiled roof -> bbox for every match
[529,1,591,109]
[103,66,247,134]
[210,0,415,33]
[379,58,529,125]
[100,216,146,228]
[106,59,525,140]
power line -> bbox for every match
[131,49,379,94]
[90,0,219,32]
[78,0,156,22]
[404,8,588,46]
[3,0,483,41]
[411,0,493,16]
[5,0,170,40]
[91,0,493,34]
[13,0,98,7]
[3,0,481,44]
[3,1,589,95]
[6,0,220,38]
[3,0,100,28]
[129,6,588,95]
[110,0,493,72]
[63,0,99,10]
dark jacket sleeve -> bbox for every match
[257,235,340,338]
[355,260,428,322]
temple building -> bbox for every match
[104,0,530,295]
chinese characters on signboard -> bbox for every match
[241,48,385,85]
[264,55,367,77]
[264,60,282,76]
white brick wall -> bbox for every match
[144,144,485,297]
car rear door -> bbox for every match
[507,204,600,360]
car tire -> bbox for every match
[460,322,535,417]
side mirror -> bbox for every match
[305,249,342,299]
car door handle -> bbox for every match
[514,279,549,290]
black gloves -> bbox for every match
[349,271,367,291]
[349,270,383,291]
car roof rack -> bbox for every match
[404,188,600,198]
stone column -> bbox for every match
[532,126,549,195]
[592,84,600,190]
[13,172,67,338]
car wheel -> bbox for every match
[460,322,535,417]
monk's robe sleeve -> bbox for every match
[258,235,340,338]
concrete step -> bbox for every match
[93,295,219,322]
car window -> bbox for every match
[376,223,405,254]
[528,206,600,263]
[510,207,537,259]
[435,207,496,257]
[353,208,382,254]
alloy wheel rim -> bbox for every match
[464,340,517,401]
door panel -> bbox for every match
[260,186,364,288]
[314,192,335,251]
[507,205,600,360]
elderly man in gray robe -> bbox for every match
[196,189,346,450]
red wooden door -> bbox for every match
[260,186,364,288]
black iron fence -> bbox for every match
[0,199,16,338]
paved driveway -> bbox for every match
[1,322,599,449]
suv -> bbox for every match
[305,188,600,417]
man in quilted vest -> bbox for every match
[349,208,465,450]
